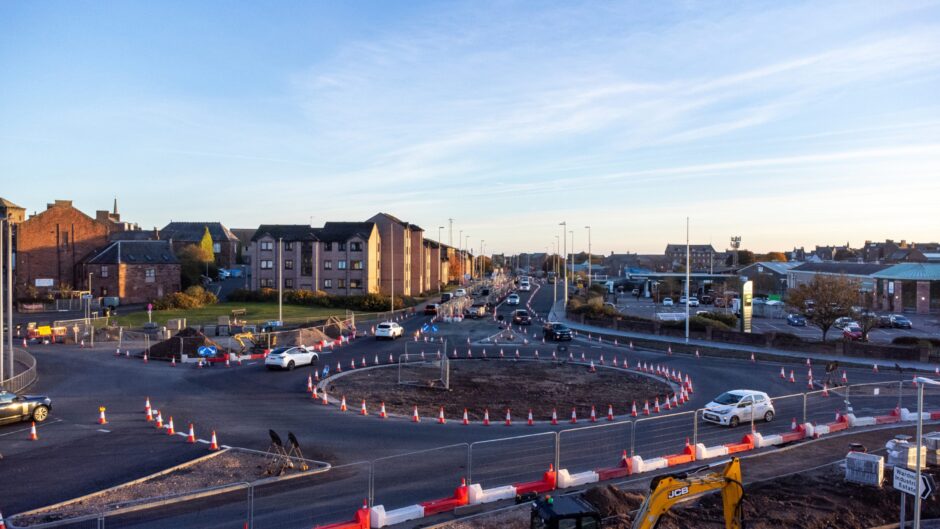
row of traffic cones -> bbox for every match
[144,397,218,450]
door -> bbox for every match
[0,393,25,424]
[737,395,754,422]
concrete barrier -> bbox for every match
[757,433,784,448]
[420,481,469,516]
[513,466,556,495]
[557,469,599,488]
[320,503,370,529]
[369,504,424,528]
[595,453,633,481]
[664,444,696,466]
[695,443,729,460]
[468,484,516,505]
[633,456,668,473]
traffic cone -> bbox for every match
[171,356,176,367]
[631,401,638,417]
[462,409,469,425]
[791,418,797,431]
[389,353,394,364]
[340,396,347,412]
[607,404,614,421]
[570,407,578,424]
[307,375,313,393]
[527,409,534,426]
[350,359,356,370]
[360,400,368,416]
[209,431,219,451]
[505,409,512,426]
[643,401,650,415]
[379,402,387,419]
[551,408,559,425]
[780,367,785,379]
[145,397,152,416]
[98,406,107,425]
[789,370,795,383]
[672,394,679,408]
[438,407,446,424]
[412,406,421,422]
[664,398,671,411]
[483,409,490,426]
[225,357,231,367]
[29,421,38,440]
[186,423,196,443]
[589,405,597,422]
[166,417,175,435]
[336,361,342,373]
[630,341,634,349]
[197,358,204,369]
[667,345,672,355]
[913,375,919,388]
[822,383,829,397]
[695,349,700,358]
[589,360,596,373]
[599,354,605,365]
[750,353,755,363]
[807,367,813,380]
[842,370,848,384]
[611,356,617,367]
[808,377,814,390]
[321,388,329,405]
[581,352,586,361]
[143,352,149,363]
[873,364,879,374]
[155,411,163,429]
[314,370,320,382]
[654,397,661,413]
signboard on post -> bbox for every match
[197,346,217,358]
[740,280,753,333]
[894,466,935,500]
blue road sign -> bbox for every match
[197,346,217,357]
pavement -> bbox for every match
[1,280,938,528]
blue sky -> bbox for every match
[2,1,939,255]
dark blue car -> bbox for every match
[786,313,806,327]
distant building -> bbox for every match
[786,262,890,292]
[737,261,800,295]
[229,228,256,265]
[664,244,719,272]
[873,263,940,314]
[0,197,26,223]
[161,222,239,268]
[368,213,426,296]
[315,222,381,295]
[85,241,180,303]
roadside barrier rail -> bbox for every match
[1,348,37,393]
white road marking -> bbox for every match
[196,439,210,444]
[97,429,111,433]
[0,418,63,437]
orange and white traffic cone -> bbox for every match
[145,397,152,420]
[98,406,107,425]
[321,388,329,405]
[599,354,605,365]
[505,409,512,426]
[789,370,795,383]
[360,400,368,416]
[551,408,558,425]
[483,409,490,426]
[570,408,578,424]
[143,352,149,363]
[438,407,446,424]
[664,398,671,411]
[311,386,319,399]
[462,409,469,425]
[29,421,38,441]
[630,341,634,349]
[590,405,597,422]
[340,396,348,412]
[607,404,614,421]
[779,367,785,379]
[631,401,638,417]
[527,409,534,426]
[412,406,420,423]
[186,423,196,443]
[166,417,175,435]
[643,401,650,416]
[209,430,219,450]
[589,360,596,373]
[791,418,797,431]
[379,402,387,419]
[1,508,7,529]
[873,364,879,374]
[667,345,672,355]
[672,394,679,408]
[307,375,313,393]
[842,370,848,384]
[695,349,700,358]
[155,411,163,429]
[750,353,755,363]
[225,357,231,367]
[654,398,661,413]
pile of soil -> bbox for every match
[329,359,673,420]
[147,327,225,360]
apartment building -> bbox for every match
[368,213,423,296]
[249,225,318,291]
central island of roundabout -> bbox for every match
[316,350,689,425]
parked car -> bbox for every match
[786,313,807,327]
[506,294,521,306]
[702,390,774,427]
[834,317,856,330]
[265,346,319,370]
[662,298,674,306]
[0,390,52,424]
[713,297,727,308]
[424,303,439,316]
[876,314,894,328]
[440,293,453,303]
[543,322,573,341]
[890,314,913,329]
[375,322,404,340]
[454,289,467,297]
[512,309,532,325]
[217,268,231,279]
[842,324,864,341]
[688,297,699,307]
[700,295,713,305]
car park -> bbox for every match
[890,314,913,329]
[424,303,439,315]
[512,309,532,325]
[702,390,774,427]
[375,321,404,339]
[662,298,674,306]
[786,313,807,326]
[264,346,319,370]
[843,324,864,341]
[543,322,573,341]
[506,294,521,305]
[0,390,52,424]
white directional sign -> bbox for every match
[894,466,935,500]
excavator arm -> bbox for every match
[631,458,744,529]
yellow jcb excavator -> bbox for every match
[631,457,744,529]
[232,332,276,354]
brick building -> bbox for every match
[85,241,181,303]
[368,213,423,296]
[160,222,239,268]
[664,244,719,272]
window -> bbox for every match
[324,242,332,251]
[261,241,273,251]
[337,279,346,288]
[350,242,362,251]
[351,260,363,270]
[145,269,155,283]
[213,242,221,253]
[285,259,294,270]
[101,287,108,296]
[100,266,109,278]
[261,260,273,270]
[350,279,362,289]
[301,242,314,276]
[62,232,69,249]
[285,278,294,289]
[285,242,294,251]
[260,278,274,288]
[338,260,347,270]
[323,279,332,288]
[324,260,332,270]
[338,242,347,251]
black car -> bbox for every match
[786,313,806,327]
[543,322,573,341]
[0,390,52,425]
[890,315,913,329]
[512,310,532,325]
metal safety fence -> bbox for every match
[1,348,37,393]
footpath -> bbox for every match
[548,300,940,373]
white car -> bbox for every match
[375,321,404,340]
[454,289,467,297]
[662,298,674,306]
[702,390,774,427]
[688,297,699,307]
[264,346,319,371]
[519,282,531,292]
[506,294,521,305]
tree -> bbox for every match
[758,252,788,262]
[199,226,215,262]
[786,275,861,342]
[726,250,755,266]
[178,244,214,289]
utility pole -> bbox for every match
[685,217,691,343]
[559,222,567,307]
[585,225,592,286]
[569,230,575,289]
[0,219,5,382]
[390,224,395,314]
[553,237,559,305]
[465,235,470,281]
[5,218,10,377]
[480,240,485,279]
[278,238,283,325]
[458,230,463,282]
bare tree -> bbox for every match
[786,275,860,342]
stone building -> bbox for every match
[85,241,181,303]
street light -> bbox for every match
[914,376,940,528]
[584,226,592,286]
[569,230,574,289]
[558,222,567,307]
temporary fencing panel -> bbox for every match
[371,444,468,512]
[558,422,631,474]
[252,462,369,529]
[755,393,806,437]
[97,483,251,529]
[469,432,556,489]
[632,411,696,459]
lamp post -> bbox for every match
[584,225,592,286]
[479,240,484,280]
[0,218,5,382]
[914,377,940,528]
[458,230,463,282]
[569,230,574,289]
[465,235,470,281]
[685,217,691,343]
[277,238,283,325]
[558,222,567,307]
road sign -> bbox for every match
[197,346,217,358]
[893,466,935,500]
[147,303,153,312]
[82,294,93,300]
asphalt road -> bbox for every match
[2,282,937,528]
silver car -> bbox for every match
[701,389,774,427]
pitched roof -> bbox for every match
[87,241,179,265]
[250,224,319,242]
[368,212,423,231]
[229,228,257,247]
[872,263,940,281]
[790,262,890,276]
[0,197,24,209]
[109,231,159,242]
[161,222,238,243]
[665,244,717,253]
[738,261,800,276]
[315,222,376,242]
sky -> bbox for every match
[2,1,939,256]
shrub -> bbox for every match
[153,286,218,310]
[892,336,940,348]
[698,311,738,328]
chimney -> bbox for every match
[153,227,160,240]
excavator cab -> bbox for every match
[530,495,601,529]
[632,458,744,529]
